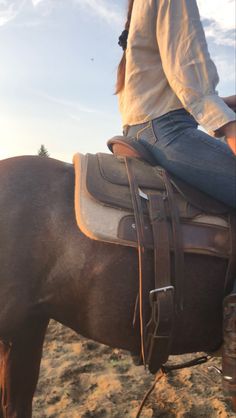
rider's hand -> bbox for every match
[216,121,236,155]
[221,95,236,112]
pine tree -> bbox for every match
[38,145,50,157]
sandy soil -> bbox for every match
[33,320,235,418]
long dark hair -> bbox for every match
[115,0,134,94]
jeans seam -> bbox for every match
[136,121,157,145]
[136,121,151,139]
[150,120,158,143]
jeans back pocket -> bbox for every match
[127,121,157,146]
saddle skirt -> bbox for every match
[73,152,231,260]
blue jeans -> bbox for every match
[125,109,236,208]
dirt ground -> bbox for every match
[33,320,235,418]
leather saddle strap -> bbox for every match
[224,213,236,295]
[147,193,174,365]
[148,193,171,289]
[162,171,184,311]
[125,157,147,366]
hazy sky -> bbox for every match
[0,0,235,162]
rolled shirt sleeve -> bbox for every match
[156,0,235,135]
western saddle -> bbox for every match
[107,135,236,390]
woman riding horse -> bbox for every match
[116,0,236,209]
[116,0,236,402]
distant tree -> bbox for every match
[38,144,50,157]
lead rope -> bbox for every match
[135,371,165,418]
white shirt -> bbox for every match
[118,0,235,135]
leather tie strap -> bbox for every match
[148,193,171,289]
[124,160,184,373]
[125,157,148,366]
[163,171,184,311]
[145,193,174,372]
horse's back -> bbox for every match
[0,155,72,187]
[0,156,74,212]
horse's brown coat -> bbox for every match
[0,156,229,417]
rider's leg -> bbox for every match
[127,109,236,208]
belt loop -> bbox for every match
[123,125,129,137]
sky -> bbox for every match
[0,0,235,162]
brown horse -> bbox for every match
[0,155,232,417]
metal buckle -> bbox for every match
[150,286,174,295]
[138,187,148,200]
[149,286,174,300]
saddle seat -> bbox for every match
[107,135,157,165]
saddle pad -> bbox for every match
[73,153,230,258]
[73,152,133,246]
